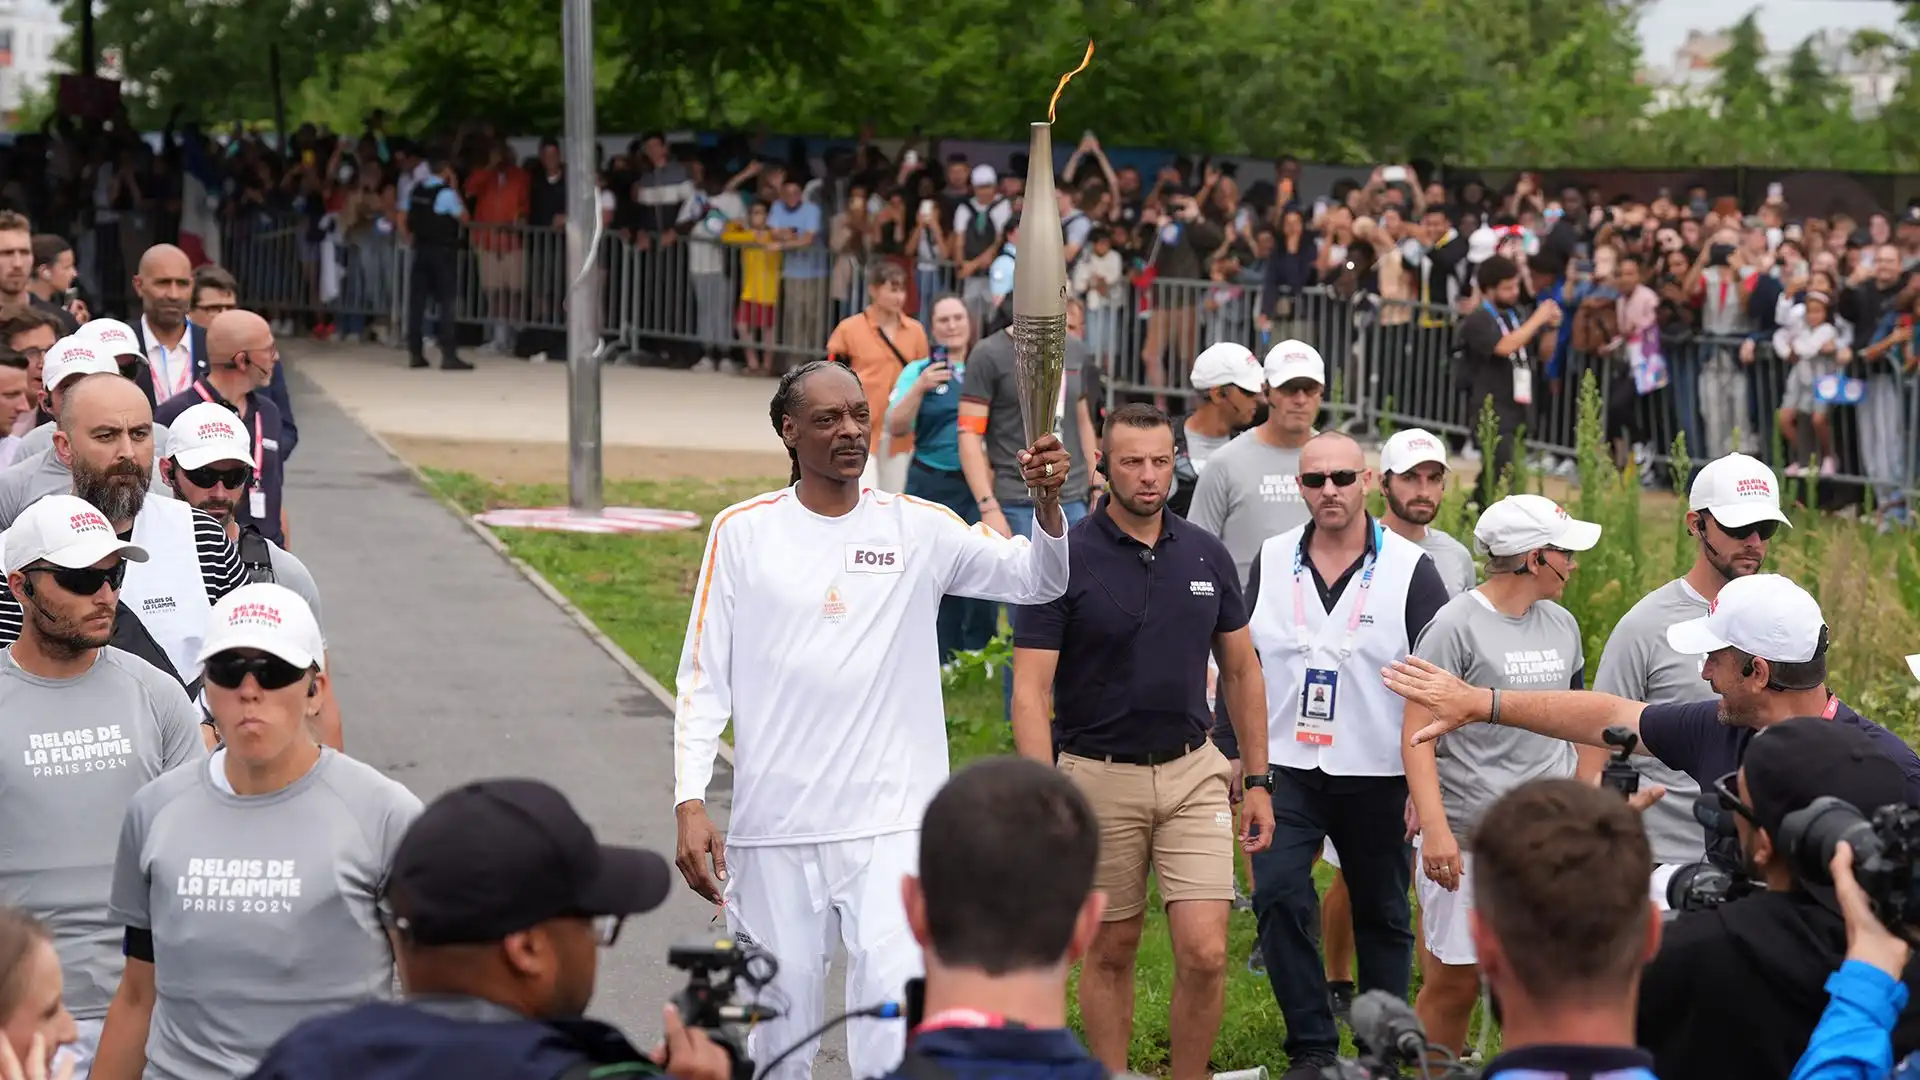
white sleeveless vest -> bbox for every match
[120,496,213,685]
[1251,520,1425,777]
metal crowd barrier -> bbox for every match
[219,219,1920,508]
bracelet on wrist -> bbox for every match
[1489,688,1502,726]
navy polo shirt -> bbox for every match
[155,381,287,547]
[1013,505,1247,756]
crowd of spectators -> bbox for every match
[1,113,1917,513]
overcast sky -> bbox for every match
[1638,0,1908,61]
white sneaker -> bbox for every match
[691,357,717,373]
[719,358,743,375]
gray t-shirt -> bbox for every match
[1186,429,1309,585]
[1417,590,1584,839]
[110,747,422,1080]
[1593,577,1713,865]
[1416,529,1477,598]
[0,647,206,1020]
[1183,423,1232,471]
[266,542,323,630]
[958,329,1095,507]
[0,441,174,530]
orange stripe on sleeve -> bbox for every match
[957,414,988,436]
[684,493,787,682]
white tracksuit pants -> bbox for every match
[724,831,922,1080]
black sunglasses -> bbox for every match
[1709,516,1780,542]
[181,463,253,490]
[25,561,127,596]
[203,652,308,691]
[1299,470,1360,489]
[1712,770,1758,826]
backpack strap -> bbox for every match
[237,529,276,584]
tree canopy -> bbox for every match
[51,0,1920,171]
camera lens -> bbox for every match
[1783,796,1881,886]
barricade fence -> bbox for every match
[223,220,1920,508]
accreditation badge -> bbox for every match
[1296,668,1339,746]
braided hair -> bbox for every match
[770,360,863,485]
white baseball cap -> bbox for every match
[1189,343,1265,394]
[1474,494,1602,557]
[1666,573,1825,663]
[197,582,325,671]
[1466,226,1499,265]
[1688,453,1791,530]
[1907,653,1920,682]
[1264,339,1325,388]
[1380,428,1448,476]
[2,494,150,575]
[41,338,118,393]
[167,402,253,471]
[76,318,142,360]
[970,164,997,188]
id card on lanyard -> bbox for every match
[193,384,268,522]
[1485,302,1532,406]
[1290,521,1385,746]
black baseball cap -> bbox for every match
[386,778,673,945]
[1743,717,1908,838]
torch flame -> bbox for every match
[1047,41,1096,125]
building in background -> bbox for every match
[0,0,69,126]
[1647,26,1901,116]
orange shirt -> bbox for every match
[464,166,532,252]
[826,311,930,457]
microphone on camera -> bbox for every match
[1350,989,1430,1062]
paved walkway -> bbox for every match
[282,361,742,1042]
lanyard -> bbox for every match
[1822,695,1840,721]
[916,1008,1007,1034]
[192,382,266,478]
[1291,520,1386,660]
[1484,301,1528,366]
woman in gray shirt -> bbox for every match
[94,585,422,1080]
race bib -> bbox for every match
[844,545,904,574]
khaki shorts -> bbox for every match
[478,248,524,293]
[1057,741,1237,921]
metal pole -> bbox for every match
[81,0,95,76]
[562,0,603,515]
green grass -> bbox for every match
[422,379,1920,1073]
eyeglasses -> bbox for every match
[1709,516,1780,542]
[25,561,127,596]
[584,913,627,947]
[1299,470,1360,489]
[1712,770,1759,826]
[203,652,309,691]
[180,463,253,490]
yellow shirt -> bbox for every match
[723,222,782,305]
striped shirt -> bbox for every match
[0,508,243,646]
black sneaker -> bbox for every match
[407,354,429,369]
[441,356,475,371]
[1328,980,1356,1025]
[1280,1053,1340,1080]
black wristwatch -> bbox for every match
[1244,768,1275,792]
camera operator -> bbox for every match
[245,779,731,1080]
[1466,779,1662,1080]
[1637,718,1920,1080]
[1390,574,1920,816]
[1594,452,1794,907]
[876,756,1115,1080]
[1788,843,1915,1080]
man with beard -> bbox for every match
[0,374,245,688]
[672,360,1070,1080]
[159,401,339,749]
[1377,429,1475,597]
[0,212,32,321]
[1010,404,1272,1080]
[155,311,288,548]
[0,336,169,530]
[1594,452,1792,907]
[0,493,205,1076]
[1390,573,1920,814]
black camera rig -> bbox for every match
[669,938,781,1080]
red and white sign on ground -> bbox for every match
[475,507,703,534]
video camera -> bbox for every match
[1665,799,1758,913]
[1780,798,1920,943]
[1316,990,1479,1080]
[668,938,781,1080]
[1597,725,1641,799]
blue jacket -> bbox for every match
[135,319,301,462]
[245,997,660,1080]
[875,1027,1110,1080]
[1791,960,1911,1080]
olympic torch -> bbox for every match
[1012,42,1093,498]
